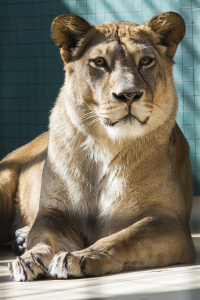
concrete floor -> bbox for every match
[0,198,200,300]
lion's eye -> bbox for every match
[93,57,106,67]
[140,57,153,67]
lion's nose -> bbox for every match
[113,92,143,105]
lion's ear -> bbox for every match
[51,14,93,62]
[144,11,185,58]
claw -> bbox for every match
[31,252,48,275]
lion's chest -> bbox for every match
[81,167,140,244]
[65,138,145,244]
[76,151,139,243]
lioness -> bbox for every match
[0,11,196,281]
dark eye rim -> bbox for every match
[90,57,108,69]
[139,57,155,67]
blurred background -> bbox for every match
[0,0,199,195]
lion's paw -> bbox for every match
[8,246,52,281]
[48,252,85,279]
[49,249,123,279]
[12,226,30,255]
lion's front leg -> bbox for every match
[48,215,196,278]
[9,214,84,281]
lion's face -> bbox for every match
[51,13,185,141]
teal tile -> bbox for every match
[28,125,37,138]
[172,0,181,9]
[194,68,200,82]
[196,140,200,153]
[36,98,46,111]
[123,12,134,22]
[1,138,11,149]
[0,16,8,31]
[183,53,193,67]
[195,82,200,95]
[9,85,18,98]
[181,0,191,8]
[124,0,132,12]
[0,112,10,125]
[192,9,200,23]
[185,124,195,139]
[50,2,60,15]
[176,43,182,54]
[183,68,193,81]
[8,31,17,44]
[77,1,87,14]
[175,82,183,96]
[143,11,155,23]
[132,1,142,11]
[162,0,172,10]
[184,111,194,125]
[143,0,152,11]
[132,12,143,24]
[0,151,6,159]
[19,99,28,111]
[114,13,123,22]
[173,68,182,81]
[1,99,10,111]
[182,38,193,53]
[10,99,19,111]
[184,96,195,110]
[151,3,162,10]
[189,153,196,167]
[194,54,200,66]
[41,2,51,15]
[96,14,105,24]
[104,0,113,13]
[69,1,76,13]
[185,25,193,38]
[178,96,184,110]
[87,0,95,14]
[33,3,42,16]
[8,4,16,17]
[176,111,183,125]
[19,125,29,137]
[188,139,196,154]
[96,0,105,13]
[196,169,200,186]
[105,13,115,21]
[193,24,200,37]
[10,138,20,151]
[28,111,37,123]
[196,125,200,139]
[20,112,29,124]
[87,14,95,24]
[183,82,194,95]
[10,111,19,124]
[28,85,37,98]
[174,53,182,67]
[192,0,200,8]
[197,169,200,182]
[0,4,8,18]
[195,111,200,125]
[113,0,124,13]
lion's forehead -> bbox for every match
[91,23,154,57]
[95,22,150,43]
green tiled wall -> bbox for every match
[0,0,200,195]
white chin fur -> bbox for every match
[105,120,146,141]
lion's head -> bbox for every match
[51,12,185,141]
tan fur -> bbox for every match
[0,12,196,281]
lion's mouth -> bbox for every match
[104,114,149,126]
